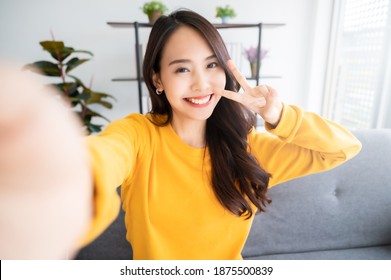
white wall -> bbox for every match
[0,0,332,124]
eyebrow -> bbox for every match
[168,54,217,66]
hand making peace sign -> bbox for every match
[214,60,283,127]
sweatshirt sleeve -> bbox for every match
[248,104,362,187]
[80,115,144,246]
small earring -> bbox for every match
[156,88,163,95]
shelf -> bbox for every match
[213,23,285,29]
[107,22,153,28]
[112,77,139,82]
[107,22,285,29]
[107,21,285,113]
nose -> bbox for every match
[191,70,210,93]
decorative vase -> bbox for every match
[250,62,261,78]
[221,16,230,24]
[148,11,162,24]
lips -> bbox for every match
[184,94,212,105]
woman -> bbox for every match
[84,10,361,259]
[0,10,361,259]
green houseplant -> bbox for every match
[24,40,116,134]
[215,5,236,23]
[142,1,168,23]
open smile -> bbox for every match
[184,94,213,106]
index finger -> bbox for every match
[226,60,252,92]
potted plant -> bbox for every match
[244,46,269,78]
[215,5,236,23]
[142,1,168,24]
[24,40,116,134]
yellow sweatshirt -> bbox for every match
[84,104,361,259]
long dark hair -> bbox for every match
[143,9,271,218]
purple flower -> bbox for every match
[244,46,269,63]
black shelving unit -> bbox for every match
[107,22,285,113]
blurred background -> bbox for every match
[1,0,390,130]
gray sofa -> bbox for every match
[75,129,391,260]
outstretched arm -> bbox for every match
[213,60,361,186]
[0,63,93,259]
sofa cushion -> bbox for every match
[245,245,391,260]
[242,129,391,259]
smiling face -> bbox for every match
[153,26,226,126]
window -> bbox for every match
[324,0,391,129]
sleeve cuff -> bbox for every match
[265,103,304,142]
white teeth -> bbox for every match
[187,95,211,105]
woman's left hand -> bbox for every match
[213,60,283,127]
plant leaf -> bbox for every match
[67,82,80,97]
[72,50,94,56]
[68,74,87,88]
[61,49,93,62]
[40,41,69,62]
[87,91,116,103]
[40,41,65,53]
[39,41,93,62]
[60,49,93,63]
[65,57,90,73]
[90,91,117,101]
[86,123,103,134]
[68,97,79,102]
[84,108,111,122]
[51,82,80,98]
[77,91,90,101]
[24,61,61,76]
[52,47,75,62]
[96,101,113,109]
[68,97,81,106]
[50,82,73,91]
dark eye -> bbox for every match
[175,67,189,73]
[207,62,219,68]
